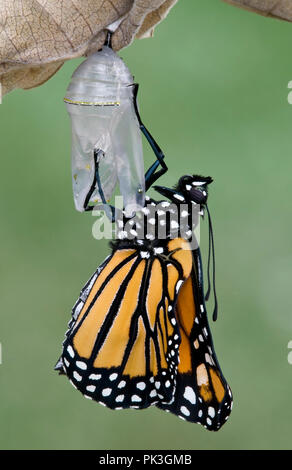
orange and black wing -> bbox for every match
[56,238,193,410]
[156,247,233,431]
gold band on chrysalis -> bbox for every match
[64,98,120,106]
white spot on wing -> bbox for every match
[176,280,184,292]
[137,382,146,390]
[89,373,101,380]
[208,406,215,418]
[180,406,190,416]
[67,345,74,358]
[73,371,82,382]
[131,395,142,402]
[205,353,213,365]
[76,361,87,370]
[116,395,125,402]
[184,386,196,404]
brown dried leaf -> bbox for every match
[223,0,292,21]
[0,0,177,96]
[111,0,178,49]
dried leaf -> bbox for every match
[137,0,178,39]
[0,0,177,96]
[223,0,292,21]
[111,0,178,49]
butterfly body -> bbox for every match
[56,175,233,430]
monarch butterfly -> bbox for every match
[55,174,233,431]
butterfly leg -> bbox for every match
[83,148,116,221]
[132,84,168,190]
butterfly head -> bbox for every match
[176,175,213,205]
[154,174,213,206]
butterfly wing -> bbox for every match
[56,238,193,410]
[156,247,233,431]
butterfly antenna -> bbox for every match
[206,204,218,321]
[205,215,212,302]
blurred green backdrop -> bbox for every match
[0,0,292,450]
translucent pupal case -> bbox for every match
[64,45,145,216]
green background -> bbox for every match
[0,0,291,450]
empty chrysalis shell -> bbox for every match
[64,45,145,216]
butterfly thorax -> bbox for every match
[112,196,202,253]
